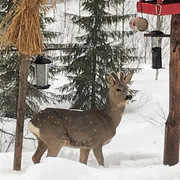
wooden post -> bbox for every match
[163,14,180,166]
[13,54,29,171]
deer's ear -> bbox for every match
[106,74,115,86]
[124,73,133,84]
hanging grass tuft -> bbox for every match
[0,0,55,55]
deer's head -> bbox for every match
[106,72,133,107]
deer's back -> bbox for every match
[30,108,116,148]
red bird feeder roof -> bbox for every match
[137,0,180,15]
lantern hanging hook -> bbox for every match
[155,4,162,16]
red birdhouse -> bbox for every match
[137,0,180,15]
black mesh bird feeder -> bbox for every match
[151,30,163,69]
[144,30,170,69]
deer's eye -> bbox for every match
[116,89,121,92]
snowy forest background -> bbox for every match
[0,0,179,180]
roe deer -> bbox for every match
[28,71,133,166]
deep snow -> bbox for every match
[0,65,180,180]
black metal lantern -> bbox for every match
[34,55,52,89]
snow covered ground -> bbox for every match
[0,65,180,180]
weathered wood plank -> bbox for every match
[163,14,180,166]
[13,54,29,171]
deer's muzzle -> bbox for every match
[125,95,132,100]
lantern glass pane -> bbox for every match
[35,64,46,87]
[45,64,50,85]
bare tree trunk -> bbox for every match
[163,14,180,166]
[155,69,159,80]
[122,1,125,46]
[78,0,81,33]
[13,54,29,171]
[64,0,66,28]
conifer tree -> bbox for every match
[60,0,138,110]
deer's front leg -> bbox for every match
[79,148,91,164]
[93,146,104,166]
[32,138,47,164]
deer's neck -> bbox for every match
[105,99,126,128]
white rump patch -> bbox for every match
[28,121,40,137]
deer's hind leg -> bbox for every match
[79,148,91,165]
[32,138,47,164]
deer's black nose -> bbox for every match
[125,95,132,100]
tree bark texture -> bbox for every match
[13,54,29,171]
[163,14,180,166]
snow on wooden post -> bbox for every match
[13,54,29,171]
[163,14,180,166]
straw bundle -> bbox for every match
[0,0,51,55]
